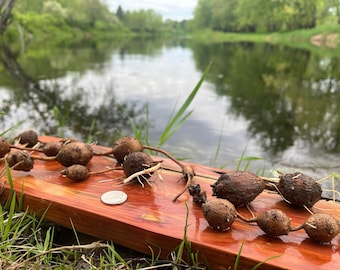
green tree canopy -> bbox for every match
[193,0,339,33]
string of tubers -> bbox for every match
[0,130,194,201]
[191,184,340,243]
[1,129,340,245]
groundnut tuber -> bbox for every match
[14,130,39,147]
[211,171,265,207]
[202,198,237,231]
[56,141,93,167]
[277,172,322,208]
[238,209,292,237]
[5,149,34,171]
[301,213,340,243]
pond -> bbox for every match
[1,38,340,194]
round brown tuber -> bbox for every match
[0,137,10,158]
[254,209,292,237]
[5,149,34,171]
[123,152,154,182]
[302,213,340,243]
[202,198,237,231]
[211,171,265,207]
[112,137,143,164]
[14,130,39,147]
[56,142,93,167]
[61,164,89,181]
[278,172,322,208]
[43,141,62,157]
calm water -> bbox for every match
[1,38,340,193]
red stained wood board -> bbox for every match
[0,136,339,269]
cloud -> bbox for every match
[105,0,197,21]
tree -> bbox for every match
[116,5,124,22]
[0,0,15,34]
[193,0,213,29]
[123,9,163,33]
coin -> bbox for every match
[101,190,128,205]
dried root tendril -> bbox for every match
[172,165,195,202]
[122,162,162,185]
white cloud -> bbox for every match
[104,0,197,21]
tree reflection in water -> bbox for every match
[0,44,143,145]
[190,41,340,156]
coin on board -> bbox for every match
[101,190,128,205]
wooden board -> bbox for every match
[1,136,339,269]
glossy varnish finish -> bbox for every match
[0,136,339,269]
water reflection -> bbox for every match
[1,39,340,194]
[0,43,142,144]
[190,42,340,160]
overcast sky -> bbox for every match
[104,0,198,21]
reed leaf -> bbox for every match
[158,62,212,147]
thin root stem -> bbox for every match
[123,162,162,185]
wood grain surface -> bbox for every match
[0,136,339,269]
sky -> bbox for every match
[104,0,198,21]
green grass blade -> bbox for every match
[211,122,224,166]
[5,161,14,191]
[251,255,281,270]
[236,147,247,171]
[161,111,193,144]
[3,192,16,240]
[86,119,96,143]
[144,104,150,146]
[70,218,80,246]
[233,241,244,270]
[4,161,15,210]
[158,62,212,146]
[43,227,53,251]
[120,104,143,141]
[18,182,25,211]
[105,243,131,269]
[0,121,24,137]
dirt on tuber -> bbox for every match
[61,164,89,182]
[202,198,237,231]
[112,137,143,164]
[56,141,93,167]
[211,171,265,207]
[123,151,154,183]
[277,172,322,208]
[300,213,340,243]
[5,149,34,171]
[14,130,39,147]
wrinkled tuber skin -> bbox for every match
[256,209,291,237]
[123,152,154,181]
[211,171,265,207]
[56,142,93,167]
[14,130,39,147]
[61,164,89,181]
[0,137,10,158]
[202,198,237,231]
[112,137,143,164]
[278,172,322,208]
[6,149,34,171]
[303,213,340,243]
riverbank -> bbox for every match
[190,25,340,54]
